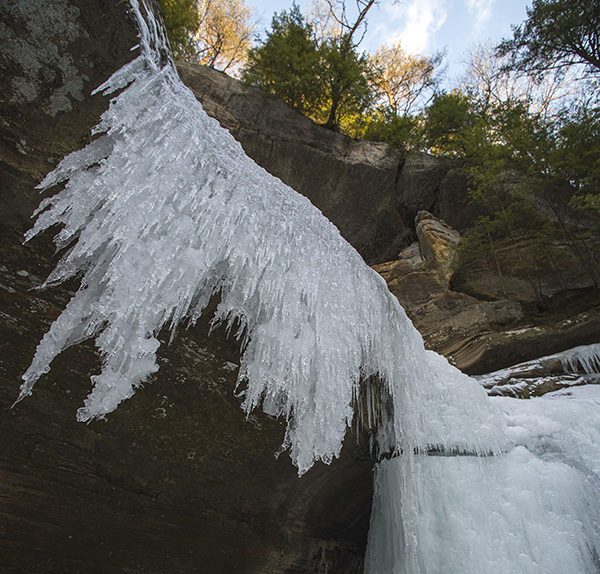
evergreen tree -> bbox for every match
[424,91,477,157]
[242,5,323,114]
[157,0,199,60]
[318,35,373,128]
[242,3,374,129]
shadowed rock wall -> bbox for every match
[0,2,373,572]
[0,0,140,229]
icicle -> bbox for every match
[562,344,600,375]
[366,365,600,574]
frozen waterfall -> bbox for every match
[16,0,502,473]
[366,386,600,573]
[17,0,600,571]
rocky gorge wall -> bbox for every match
[1,0,598,571]
[178,64,599,376]
[0,2,372,572]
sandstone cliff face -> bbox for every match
[0,2,372,572]
[375,212,600,374]
[177,62,413,264]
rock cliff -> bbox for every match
[176,64,486,265]
[0,2,372,572]
[176,64,598,376]
[375,212,600,374]
[1,1,598,571]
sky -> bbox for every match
[250,0,530,85]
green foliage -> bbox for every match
[361,112,422,153]
[242,5,323,113]
[157,0,199,60]
[497,0,600,77]
[459,99,600,292]
[241,4,373,129]
[318,35,374,128]
[455,0,600,292]
[552,106,600,211]
[423,91,477,157]
[448,0,600,295]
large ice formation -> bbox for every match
[366,384,600,573]
[17,0,600,571]
[16,0,502,473]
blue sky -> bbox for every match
[250,0,530,83]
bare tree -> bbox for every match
[370,41,444,116]
[194,0,255,74]
[306,0,342,40]
[461,43,576,118]
[307,0,377,46]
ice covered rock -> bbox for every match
[17,0,504,474]
[479,343,600,398]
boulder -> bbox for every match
[415,210,461,283]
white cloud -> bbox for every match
[370,0,448,55]
[465,0,495,29]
